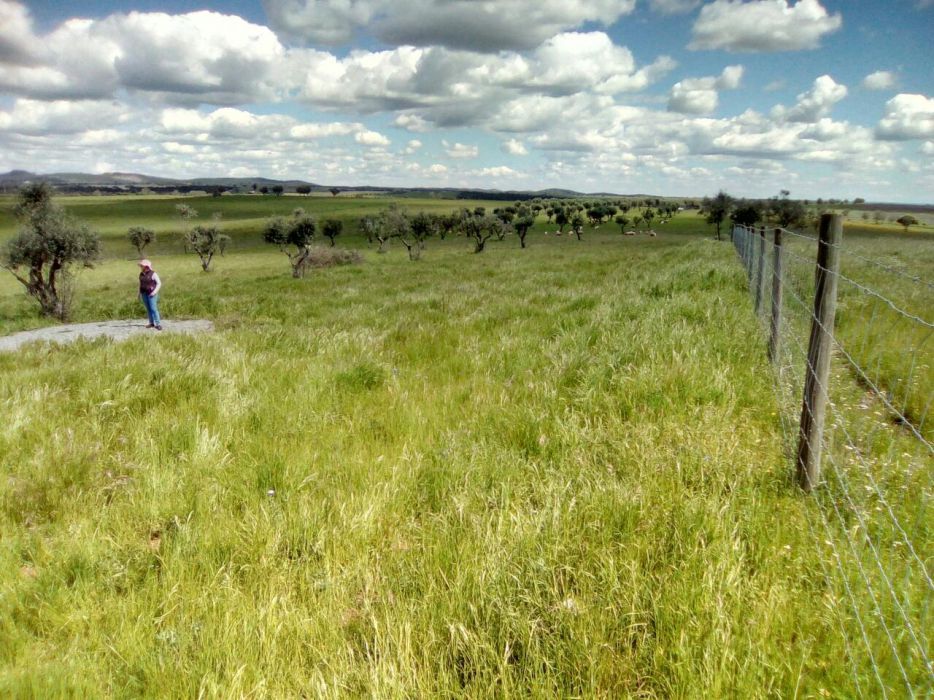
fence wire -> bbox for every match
[732,224,933,697]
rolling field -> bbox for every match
[0,193,515,258]
[0,196,931,696]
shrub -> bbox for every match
[305,246,363,269]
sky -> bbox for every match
[0,0,932,201]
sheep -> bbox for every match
[624,230,636,236]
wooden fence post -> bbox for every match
[796,214,843,491]
[754,227,766,314]
[745,226,754,278]
[768,228,783,364]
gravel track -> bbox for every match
[0,319,214,352]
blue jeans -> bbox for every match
[140,293,161,327]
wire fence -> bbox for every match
[732,218,932,697]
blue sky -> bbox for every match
[1,0,932,201]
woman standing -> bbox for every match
[138,259,162,330]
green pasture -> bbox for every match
[0,194,543,256]
[0,196,931,697]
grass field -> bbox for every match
[0,193,514,258]
[0,196,930,696]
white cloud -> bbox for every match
[401,139,423,155]
[862,70,896,91]
[799,118,847,141]
[443,140,479,158]
[289,45,424,110]
[0,0,39,65]
[290,122,360,139]
[427,163,448,174]
[0,99,128,134]
[668,65,744,115]
[0,7,285,103]
[529,32,676,95]
[476,166,519,177]
[876,94,934,140]
[922,141,934,155]
[488,92,619,134]
[502,138,529,155]
[355,130,391,146]
[690,0,842,52]
[291,33,672,124]
[772,75,847,123]
[156,107,392,154]
[263,0,637,51]
[394,114,431,132]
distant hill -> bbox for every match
[0,170,617,200]
[0,170,321,195]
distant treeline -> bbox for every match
[453,190,560,202]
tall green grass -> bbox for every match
[774,225,933,440]
[0,228,883,697]
[735,223,932,698]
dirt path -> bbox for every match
[0,319,214,352]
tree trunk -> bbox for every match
[291,247,310,277]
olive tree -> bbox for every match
[402,211,439,260]
[896,215,918,232]
[127,226,155,256]
[359,215,378,246]
[513,206,535,248]
[459,211,503,253]
[185,224,230,272]
[731,202,763,228]
[263,210,317,277]
[768,191,806,229]
[555,208,569,234]
[642,208,656,232]
[1,183,100,320]
[377,206,409,254]
[175,203,197,227]
[321,218,343,247]
[701,191,734,241]
[438,212,458,240]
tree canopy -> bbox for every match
[1,183,100,319]
[701,191,734,241]
[896,215,918,232]
[264,210,317,277]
